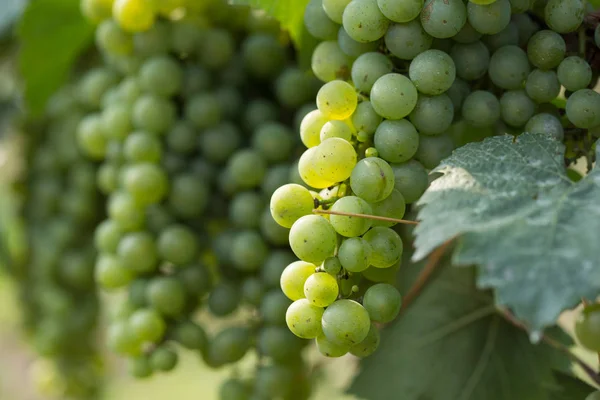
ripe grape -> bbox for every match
[289,215,337,264]
[330,196,373,237]
[566,89,600,129]
[350,157,395,203]
[280,261,317,301]
[342,0,390,43]
[338,237,373,272]
[467,0,511,35]
[385,19,433,60]
[575,305,600,352]
[370,73,418,120]
[316,334,349,357]
[363,283,402,322]
[270,184,315,228]
[363,227,403,268]
[304,272,339,307]
[420,0,467,39]
[286,299,325,339]
[316,80,358,120]
[321,299,371,346]
[351,52,394,94]
[312,137,358,182]
[409,49,456,95]
[349,323,380,357]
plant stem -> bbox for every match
[400,239,453,312]
[312,208,419,225]
[500,309,600,386]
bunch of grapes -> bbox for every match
[76,0,323,397]
[16,81,105,399]
[269,0,600,358]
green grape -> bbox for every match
[349,323,380,357]
[128,308,166,343]
[185,93,222,130]
[525,69,560,103]
[409,49,456,95]
[78,67,119,108]
[260,208,291,246]
[177,263,212,298]
[575,304,600,352]
[373,119,419,163]
[132,20,170,57]
[414,133,454,169]
[123,132,161,164]
[253,364,297,399]
[449,41,489,81]
[170,20,203,55]
[409,94,454,135]
[317,80,358,120]
[304,0,340,40]
[231,230,268,272]
[261,290,293,326]
[323,0,351,23]
[230,192,264,229]
[132,94,176,134]
[94,219,124,253]
[544,0,584,34]
[107,321,141,356]
[488,45,530,89]
[320,120,354,141]
[566,89,600,129]
[289,215,337,264]
[102,105,133,141]
[208,327,252,365]
[525,113,564,140]
[208,283,241,317]
[117,232,158,273]
[252,122,295,163]
[316,334,349,357]
[467,0,511,35]
[219,379,250,400]
[96,19,133,55]
[338,26,380,57]
[363,226,403,268]
[311,40,352,82]
[300,109,327,148]
[365,147,378,158]
[369,188,406,227]
[363,283,402,322]
[215,86,243,120]
[275,67,320,108]
[150,346,178,372]
[147,276,187,317]
[199,123,242,164]
[286,298,324,339]
[81,0,113,23]
[173,321,207,351]
[482,21,519,51]
[168,174,209,219]
[280,261,317,301]
[95,254,134,289]
[298,147,336,189]
[76,115,107,160]
[123,163,168,205]
[385,19,433,60]
[557,57,592,91]
[139,56,183,97]
[351,52,394,94]
[351,101,383,135]
[370,73,418,119]
[338,237,372,272]
[342,0,390,43]
[330,196,373,237]
[241,277,265,306]
[462,90,501,127]
[257,326,304,363]
[242,34,287,79]
[446,78,471,113]
[128,356,153,378]
[323,256,343,275]
[304,272,339,307]
[166,121,197,155]
[420,0,467,39]
[157,225,198,266]
[513,13,539,47]
[453,21,482,44]
[227,149,267,189]
[199,28,236,70]
[500,90,536,127]
[526,30,565,70]
[350,157,395,203]
[270,184,315,229]
[243,99,279,132]
[128,278,149,308]
[108,191,145,231]
[321,299,370,346]
[312,137,358,182]
[377,0,422,22]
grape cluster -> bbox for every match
[17,80,104,398]
[270,0,600,358]
[78,0,321,398]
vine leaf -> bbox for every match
[413,133,600,331]
[18,0,93,115]
[348,258,595,400]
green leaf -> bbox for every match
[550,372,596,400]
[18,0,94,115]
[413,133,600,331]
[348,257,588,400]
[0,0,26,35]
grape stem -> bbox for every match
[399,239,453,313]
[312,209,419,225]
[500,309,600,386]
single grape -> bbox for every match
[338,26,380,57]
[298,147,336,189]
[449,41,490,81]
[409,49,456,95]
[369,188,406,227]
[544,0,584,34]
[488,45,530,90]
[208,283,241,317]
[280,260,316,301]
[526,30,565,70]
[316,334,349,357]
[227,149,267,189]
[94,219,124,254]
[95,254,134,289]
[352,101,383,135]
[363,283,402,322]
[208,327,252,366]
[462,90,501,127]
[323,0,352,24]
[467,0,511,35]
[129,308,166,343]
[408,94,454,135]
[349,323,380,357]
[338,237,373,272]
[311,40,352,82]
[363,226,403,268]
[270,184,315,229]
[525,69,560,103]
[128,356,153,378]
[300,109,327,148]
[317,80,358,120]
[330,196,373,237]
[123,131,162,163]
[321,299,371,346]
[415,133,454,169]
[385,19,433,60]
[219,379,250,400]
[150,346,178,372]
[525,113,564,141]
[289,215,337,264]
[117,232,158,273]
[320,120,354,141]
[420,0,467,39]
[557,57,592,91]
[304,272,339,307]
[323,257,343,276]
[575,304,600,352]
[377,0,422,22]
[139,56,183,97]
[304,0,340,40]
[370,73,418,119]
[342,0,390,43]
[350,157,395,203]
[351,52,394,95]
[286,299,325,339]
[566,89,600,129]
[500,90,536,127]
[312,137,358,182]
[231,230,268,272]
